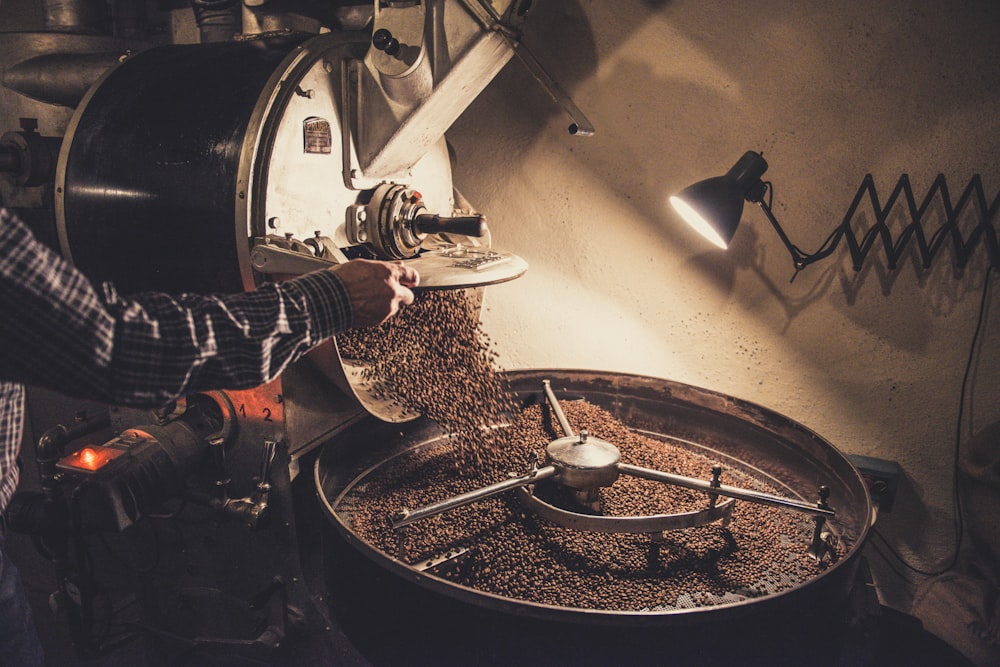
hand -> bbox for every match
[330,258,419,327]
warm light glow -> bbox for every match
[80,447,98,468]
[670,196,729,249]
[58,444,123,473]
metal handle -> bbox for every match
[414,214,487,238]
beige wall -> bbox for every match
[448,0,1000,611]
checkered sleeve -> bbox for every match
[0,208,354,407]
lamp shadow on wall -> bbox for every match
[694,225,839,331]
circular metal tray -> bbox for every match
[315,369,872,627]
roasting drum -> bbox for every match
[315,369,873,635]
[51,32,500,426]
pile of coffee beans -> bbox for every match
[346,400,839,612]
[337,290,839,611]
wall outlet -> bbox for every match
[848,454,902,512]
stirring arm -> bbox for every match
[390,464,556,530]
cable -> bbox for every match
[872,264,995,578]
[868,531,926,581]
[870,527,945,579]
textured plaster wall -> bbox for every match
[447,0,1000,612]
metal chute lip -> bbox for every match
[407,248,528,290]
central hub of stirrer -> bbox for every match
[545,429,620,488]
[544,429,620,512]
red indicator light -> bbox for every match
[79,447,99,469]
[57,445,124,473]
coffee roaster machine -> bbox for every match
[1,1,884,665]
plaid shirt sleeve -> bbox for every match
[0,208,353,407]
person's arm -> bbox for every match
[0,208,413,407]
[91,273,352,405]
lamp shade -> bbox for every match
[670,151,769,249]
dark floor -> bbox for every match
[6,521,977,667]
[8,529,144,666]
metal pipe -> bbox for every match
[391,465,556,530]
[43,0,109,34]
[2,52,129,108]
[191,0,241,43]
[617,463,836,517]
[458,0,594,136]
[113,0,147,40]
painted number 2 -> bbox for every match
[238,404,274,422]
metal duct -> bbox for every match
[191,0,241,44]
[42,0,109,34]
